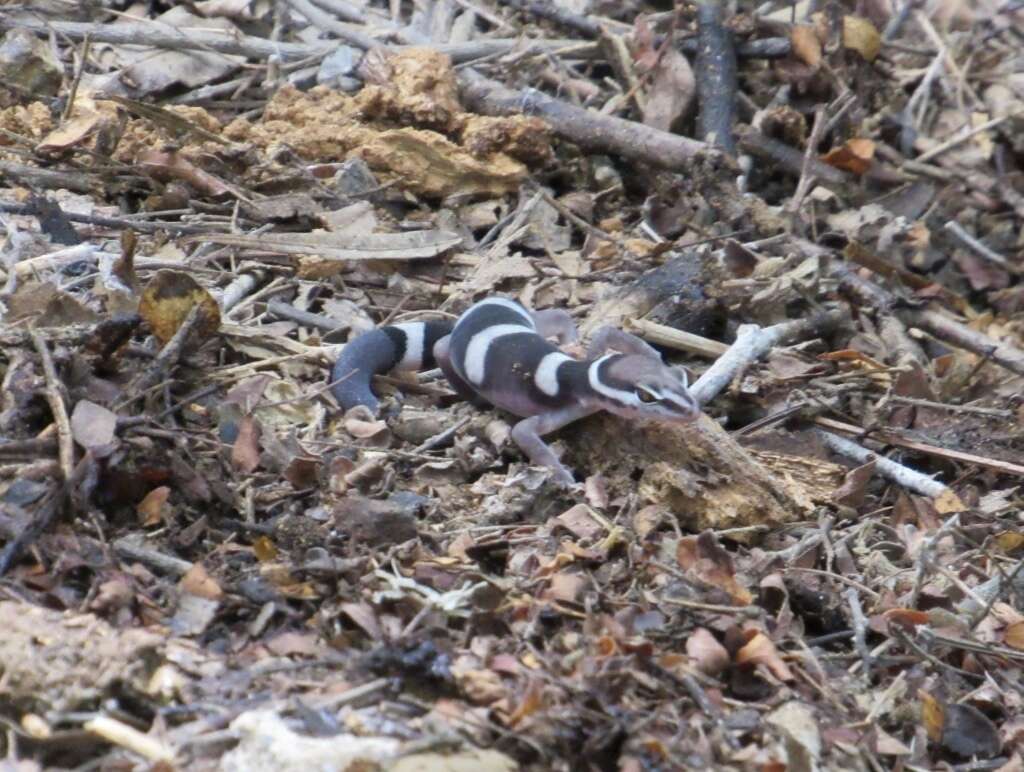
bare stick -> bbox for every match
[736,127,849,185]
[833,264,1024,378]
[280,0,380,49]
[30,329,74,482]
[695,0,738,155]
[787,106,827,213]
[690,310,845,405]
[626,318,728,359]
[813,429,949,498]
[3,16,328,60]
[459,70,715,170]
[85,716,176,764]
[943,220,1016,272]
[114,535,194,576]
[814,416,1024,478]
[845,587,873,676]
[909,309,1024,378]
[908,512,960,608]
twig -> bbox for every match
[459,70,715,170]
[886,395,1011,419]
[626,318,728,359]
[908,512,961,608]
[943,220,1015,271]
[832,264,1024,379]
[4,16,328,60]
[0,202,222,235]
[957,555,1024,621]
[916,112,1019,164]
[124,305,204,401]
[813,429,949,499]
[113,535,194,576]
[695,0,738,154]
[413,416,472,454]
[844,587,873,676]
[497,0,603,37]
[787,105,827,213]
[85,716,176,764]
[736,127,850,186]
[908,309,1024,378]
[689,310,846,405]
[30,329,74,482]
[814,416,1024,478]
[280,0,380,50]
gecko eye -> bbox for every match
[636,388,660,404]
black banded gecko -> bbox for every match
[331,297,699,485]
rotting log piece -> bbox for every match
[565,413,814,542]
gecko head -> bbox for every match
[591,355,701,423]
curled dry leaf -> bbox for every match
[137,485,171,527]
[842,16,882,62]
[940,703,1002,759]
[138,270,221,345]
[790,25,822,68]
[455,668,507,705]
[231,414,261,474]
[506,679,545,727]
[686,627,730,677]
[677,532,754,606]
[252,535,278,562]
[36,94,120,154]
[919,689,945,743]
[179,562,223,601]
[735,630,794,681]
[641,48,696,132]
[1004,621,1024,650]
[820,138,876,175]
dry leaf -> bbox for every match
[821,138,876,175]
[736,631,794,681]
[138,270,221,345]
[137,486,171,527]
[180,562,223,600]
[790,25,822,68]
[686,628,730,676]
[641,47,696,132]
[843,16,881,61]
[993,531,1024,552]
[231,414,262,474]
[919,690,945,742]
[934,488,967,514]
[252,535,278,562]
[506,679,545,727]
[70,400,118,450]
[1004,621,1024,650]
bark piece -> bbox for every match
[566,414,809,541]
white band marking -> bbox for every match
[467,297,535,328]
[587,355,639,407]
[392,323,425,370]
[465,324,531,385]
[534,352,572,397]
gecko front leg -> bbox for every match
[510,403,602,485]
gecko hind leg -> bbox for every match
[586,326,662,361]
[530,308,579,346]
[433,335,491,408]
